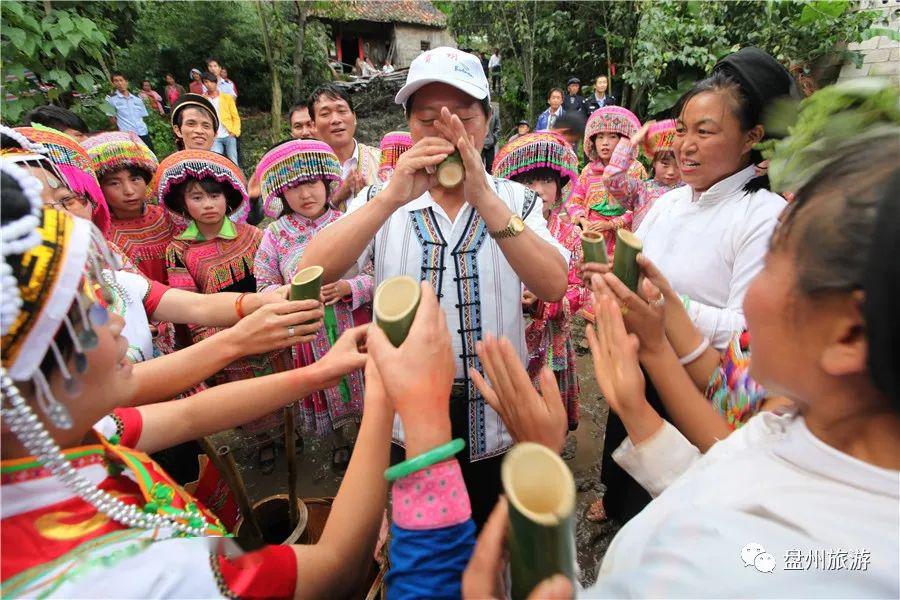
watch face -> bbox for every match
[512,216,526,233]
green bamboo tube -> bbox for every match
[374,276,421,347]
[580,230,608,265]
[502,442,576,600]
[291,266,324,301]
[613,229,643,292]
[436,151,465,188]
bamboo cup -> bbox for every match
[613,229,643,292]
[580,230,608,265]
[373,276,421,347]
[291,266,324,301]
[436,151,465,188]
[502,442,576,600]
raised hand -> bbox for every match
[462,499,573,600]
[228,299,323,355]
[470,334,567,453]
[435,106,493,209]
[592,271,667,356]
[321,280,351,305]
[366,282,455,455]
[382,137,456,208]
[315,324,368,388]
[585,293,647,419]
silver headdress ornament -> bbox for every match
[0,164,209,538]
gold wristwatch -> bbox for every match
[489,214,526,239]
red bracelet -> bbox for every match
[235,292,248,319]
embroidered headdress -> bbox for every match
[0,161,219,539]
[254,140,342,218]
[492,131,579,186]
[82,131,159,185]
[14,125,110,234]
[642,119,677,160]
[378,131,413,178]
[153,149,249,219]
[584,106,641,161]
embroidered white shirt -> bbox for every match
[588,413,899,597]
[635,166,785,349]
[341,172,569,460]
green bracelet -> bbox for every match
[384,438,465,482]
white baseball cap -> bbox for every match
[394,47,490,107]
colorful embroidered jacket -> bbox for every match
[525,204,590,430]
[565,159,647,255]
[165,221,294,434]
[107,203,177,284]
[603,138,683,231]
[706,330,768,430]
[0,412,296,599]
[254,210,371,434]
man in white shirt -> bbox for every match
[205,58,236,98]
[488,48,501,95]
[308,84,380,211]
[301,47,569,528]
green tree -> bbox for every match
[1,0,113,123]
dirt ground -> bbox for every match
[213,315,618,588]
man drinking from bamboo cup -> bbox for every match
[301,47,569,529]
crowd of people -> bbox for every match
[0,42,897,599]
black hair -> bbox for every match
[111,71,126,81]
[404,91,491,118]
[24,105,89,135]
[288,101,309,121]
[1,171,75,379]
[548,88,564,99]
[99,165,152,185]
[307,84,354,120]
[200,71,217,84]
[166,177,241,217]
[770,143,899,408]
[552,111,586,136]
[206,57,220,66]
[674,70,770,192]
[510,167,562,187]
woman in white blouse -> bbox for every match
[585,48,793,523]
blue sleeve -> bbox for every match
[386,520,476,600]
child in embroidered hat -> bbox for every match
[492,132,588,430]
[377,131,413,182]
[566,106,647,257]
[159,150,294,470]
[254,139,372,469]
[604,119,683,231]
[82,131,174,284]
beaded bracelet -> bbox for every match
[384,438,465,482]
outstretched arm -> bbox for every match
[290,350,394,599]
[130,300,323,406]
[133,324,364,452]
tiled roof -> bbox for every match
[313,1,447,28]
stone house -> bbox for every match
[313,1,456,72]
[837,0,899,83]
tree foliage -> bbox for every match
[449,0,880,128]
[1,0,114,123]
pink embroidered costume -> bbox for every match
[254,139,371,435]
[377,131,413,183]
[604,119,683,230]
[566,106,647,256]
[158,150,294,435]
[493,132,589,429]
